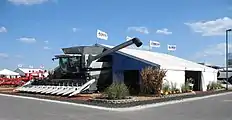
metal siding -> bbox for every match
[112,53,159,82]
[112,53,156,71]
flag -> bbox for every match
[167,44,176,51]
[40,65,44,69]
[149,40,160,48]
[97,29,108,40]
[29,65,33,68]
[17,64,22,68]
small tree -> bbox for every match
[140,66,167,96]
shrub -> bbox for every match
[216,82,223,89]
[186,78,194,84]
[181,83,190,93]
[207,81,223,91]
[162,82,170,95]
[103,82,129,100]
[186,78,194,90]
[170,82,177,93]
[140,66,167,96]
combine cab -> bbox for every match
[15,38,143,97]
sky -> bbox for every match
[0,0,232,70]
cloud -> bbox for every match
[0,27,7,33]
[72,28,80,32]
[156,28,172,35]
[7,0,50,5]
[17,37,36,43]
[44,40,49,44]
[127,26,149,34]
[185,17,232,36]
[43,46,51,50]
[0,53,9,58]
[195,42,231,58]
[193,42,232,66]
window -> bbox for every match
[59,56,81,72]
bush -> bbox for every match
[140,66,167,96]
[207,81,223,91]
[170,82,177,93]
[162,82,170,95]
[103,82,129,100]
[181,83,190,93]
[217,82,223,89]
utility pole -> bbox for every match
[226,29,232,90]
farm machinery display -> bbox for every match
[16,38,143,97]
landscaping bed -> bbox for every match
[0,67,230,108]
[0,89,231,108]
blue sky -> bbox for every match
[0,0,232,70]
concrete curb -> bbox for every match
[1,91,232,112]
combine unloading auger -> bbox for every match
[15,38,143,97]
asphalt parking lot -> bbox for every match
[0,92,232,120]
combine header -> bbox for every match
[15,38,143,97]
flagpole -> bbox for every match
[96,30,98,45]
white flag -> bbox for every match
[126,36,133,41]
[97,29,108,40]
[40,65,44,69]
[149,40,160,48]
[167,44,176,51]
[29,65,33,68]
[17,64,22,68]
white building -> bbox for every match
[0,69,20,78]
[99,44,218,91]
[14,68,45,78]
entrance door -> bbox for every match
[124,70,140,95]
[185,71,202,91]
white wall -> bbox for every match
[201,71,217,91]
[164,70,185,90]
[163,69,217,92]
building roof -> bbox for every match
[0,69,20,76]
[16,68,43,73]
[97,44,217,72]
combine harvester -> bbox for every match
[15,38,143,97]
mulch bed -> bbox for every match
[0,89,231,108]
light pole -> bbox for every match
[226,28,232,90]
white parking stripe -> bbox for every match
[223,99,232,102]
